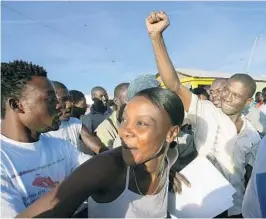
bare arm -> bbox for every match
[80,124,108,154]
[16,149,124,218]
[146,12,192,112]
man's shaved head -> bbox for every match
[91,86,106,97]
[114,83,129,98]
[113,83,129,112]
[210,78,228,108]
[90,86,108,108]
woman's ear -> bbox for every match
[166,126,180,143]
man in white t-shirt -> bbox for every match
[44,81,108,154]
[146,12,260,217]
[1,60,91,218]
[242,136,266,218]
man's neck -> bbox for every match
[228,112,243,134]
[1,116,40,143]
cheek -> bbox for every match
[136,131,166,159]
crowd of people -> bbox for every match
[1,11,266,218]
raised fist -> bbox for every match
[145,11,170,35]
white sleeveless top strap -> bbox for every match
[87,158,169,218]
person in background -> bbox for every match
[253,91,263,108]
[107,99,117,112]
[192,87,209,100]
[69,90,87,119]
[259,87,266,115]
[1,60,90,218]
[96,83,129,148]
[242,136,266,218]
[147,11,260,217]
[209,78,227,108]
[44,82,107,154]
[81,86,112,134]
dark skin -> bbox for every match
[146,11,253,185]
[1,76,62,143]
[55,87,106,154]
[113,85,129,122]
[210,79,227,108]
[71,97,87,119]
[16,96,183,218]
[91,88,109,112]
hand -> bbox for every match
[169,168,191,194]
[145,11,170,36]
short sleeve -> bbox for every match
[81,115,93,133]
[64,141,92,172]
[1,166,25,218]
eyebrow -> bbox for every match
[123,110,157,123]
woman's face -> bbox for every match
[119,96,179,166]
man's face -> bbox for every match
[93,89,109,107]
[115,88,129,109]
[18,77,62,133]
[71,97,87,118]
[262,89,266,103]
[221,79,251,116]
[56,88,72,121]
[210,80,227,108]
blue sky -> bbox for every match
[1,1,266,97]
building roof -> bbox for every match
[156,68,266,81]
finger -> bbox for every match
[157,13,169,24]
[155,13,161,23]
[173,181,182,194]
[147,16,153,24]
[150,12,158,23]
[176,173,191,187]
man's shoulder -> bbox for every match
[40,135,74,151]
[69,117,82,124]
[97,112,117,130]
[242,117,261,144]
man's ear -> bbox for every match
[8,98,24,114]
[166,126,180,143]
[113,97,119,106]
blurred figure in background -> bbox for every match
[96,83,129,148]
[81,86,112,134]
[253,91,263,108]
[209,78,227,108]
[192,87,209,100]
[69,90,87,119]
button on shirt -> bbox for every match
[186,94,261,216]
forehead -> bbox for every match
[56,88,69,98]
[94,89,107,96]
[227,79,249,95]
[26,76,54,96]
[210,80,227,90]
[125,96,168,122]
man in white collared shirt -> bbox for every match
[146,11,261,217]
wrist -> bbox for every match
[149,32,163,40]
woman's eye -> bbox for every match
[137,121,148,126]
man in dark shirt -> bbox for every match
[81,86,112,134]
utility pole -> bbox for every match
[245,36,259,74]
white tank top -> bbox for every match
[87,162,169,218]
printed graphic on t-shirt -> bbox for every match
[32,174,59,188]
